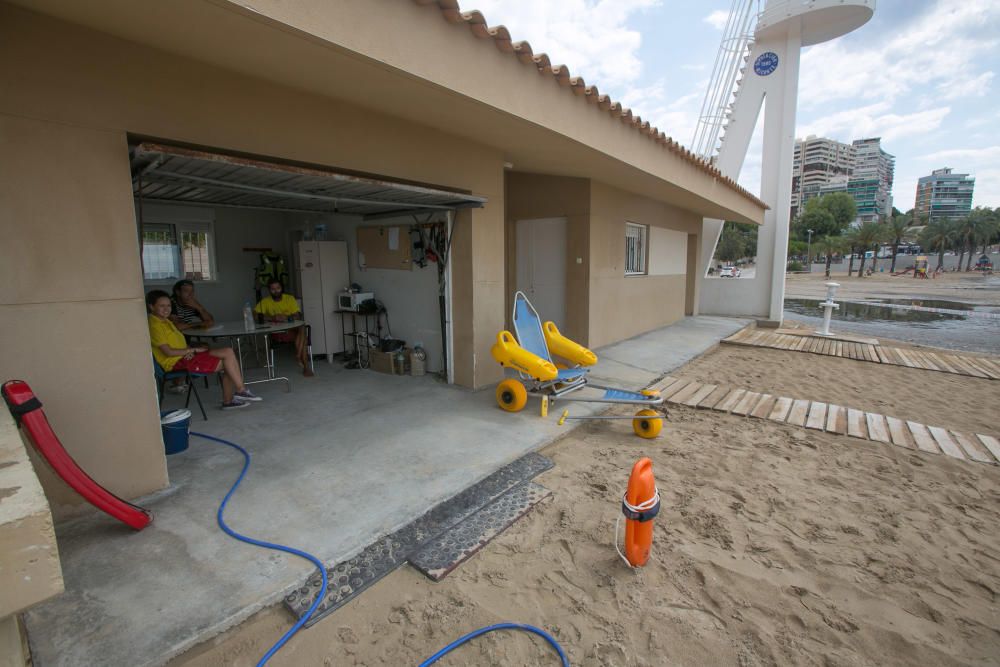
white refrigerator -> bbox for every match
[295,240,349,362]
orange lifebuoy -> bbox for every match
[623,457,658,567]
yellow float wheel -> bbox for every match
[633,409,662,439]
[496,379,528,413]
[641,389,660,398]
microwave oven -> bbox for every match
[338,292,374,311]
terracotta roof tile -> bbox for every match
[412,0,767,210]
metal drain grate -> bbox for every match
[410,481,551,581]
[284,452,553,625]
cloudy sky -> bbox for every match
[466,0,1000,210]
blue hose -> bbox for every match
[191,432,329,667]
[192,432,567,667]
[419,622,570,666]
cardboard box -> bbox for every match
[369,348,395,374]
[369,347,411,375]
[410,350,426,376]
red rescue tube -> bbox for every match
[623,457,658,567]
[2,380,152,530]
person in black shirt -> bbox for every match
[170,280,215,331]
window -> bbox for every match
[141,219,216,281]
[625,222,647,275]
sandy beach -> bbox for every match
[177,340,1000,667]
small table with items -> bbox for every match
[187,320,304,390]
[339,309,381,368]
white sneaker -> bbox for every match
[167,384,188,395]
[233,389,262,402]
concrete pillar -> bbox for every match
[0,114,169,515]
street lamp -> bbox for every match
[806,229,813,273]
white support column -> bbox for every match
[699,30,800,322]
[696,0,874,324]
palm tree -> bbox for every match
[843,229,859,276]
[965,208,998,270]
[919,219,958,271]
[813,235,846,278]
[976,215,999,256]
[954,216,975,271]
[853,222,885,277]
[886,213,911,273]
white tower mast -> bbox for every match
[695,0,874,323]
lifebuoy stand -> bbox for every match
[622,457,659,567]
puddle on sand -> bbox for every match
[873,298,977,311]
[783,297,1000,354]
[784,298,963,323]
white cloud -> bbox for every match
[917,146,1000,162]
[937,71,994,101]
[799,0,1000,109]
[703,9,729,30]
[466,0,660,89]
[797,103,951,144]
[965,111,1000,129]
[618,77,709,145]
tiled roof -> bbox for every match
[412,0,767,210]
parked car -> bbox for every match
[719,266,741,278]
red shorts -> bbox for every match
[173,351,220,374]
[271,331,297,343]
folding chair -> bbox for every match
[153,357,208,421]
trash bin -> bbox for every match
[160,409,192,455]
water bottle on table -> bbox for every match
[243,301,256,331]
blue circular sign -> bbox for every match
[754,52,779,76]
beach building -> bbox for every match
[914,167,976,222]
[0,1,765,662]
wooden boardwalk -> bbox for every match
[654,376,1000,466]
[722,328,1000,380]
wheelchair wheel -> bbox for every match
[496,379,528,413]
[633,409,662,439]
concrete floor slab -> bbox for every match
[23,316,747,667]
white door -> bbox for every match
[516,217,567,328]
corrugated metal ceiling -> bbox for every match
[130,143,486,219]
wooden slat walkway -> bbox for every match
[722,328,1000,381]
[651,375,1000,467]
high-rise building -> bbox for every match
[850,138,894,223]
[914,168,975,222]
[789,136,895,224]
[790,136,854,218]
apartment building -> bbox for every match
[914,167,975,222]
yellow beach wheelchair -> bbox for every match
[491,292,664,438]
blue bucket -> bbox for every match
[160,409,191,455]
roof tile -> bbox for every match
[412,0,766,209]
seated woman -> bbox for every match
[147,290,262,411]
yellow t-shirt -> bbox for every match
[254,294,300,318]
[149,314,187,371]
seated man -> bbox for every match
[255,278,314,377]
[170,279,215,330]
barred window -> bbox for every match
[141,220,216,281]
[625,222,647,276]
